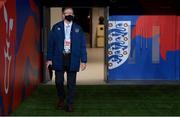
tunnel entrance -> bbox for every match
[40,0,178,85]
[41,6,108,85]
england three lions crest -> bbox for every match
[108,21,131,70]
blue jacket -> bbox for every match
[46,21,87,71]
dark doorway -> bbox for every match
[73,8,92,48]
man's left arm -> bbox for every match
[80,28,87,71]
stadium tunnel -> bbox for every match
[0,0,179,115]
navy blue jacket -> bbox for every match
[46,21,87,71]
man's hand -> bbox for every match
[80,63,87,71]
[46,60,52,69]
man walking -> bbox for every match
[46,7,87,112]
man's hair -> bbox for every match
[62,7,74,14]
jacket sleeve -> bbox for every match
[46,30,55,61]
[80,28,87,63]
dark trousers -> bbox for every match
[55,53,77,106]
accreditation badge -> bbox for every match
[64,38,71,52]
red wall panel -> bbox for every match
[0,0,42,115]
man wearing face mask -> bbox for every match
[46,7,87,112]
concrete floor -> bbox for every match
[46,48,106,85]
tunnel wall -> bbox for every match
[107,15,180,81]
[0,0,42,115]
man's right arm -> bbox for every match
[46,30,55,69]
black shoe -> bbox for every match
[65,105,74,112]
[56,99,65,110]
